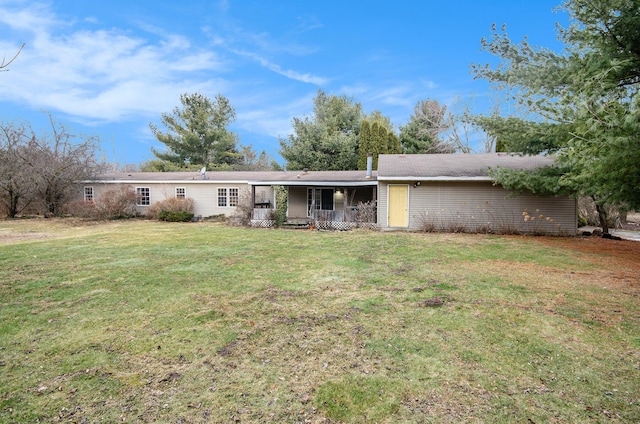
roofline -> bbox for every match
[83,179,249,184]
[248,180,378,186]
[377,176,494,182]
[83,179,378,186]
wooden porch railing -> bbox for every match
[311,209,352,222]
[251,205,377,229]
[252,208,273,220]
[311,207,376,223]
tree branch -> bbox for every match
[1,43,25,71]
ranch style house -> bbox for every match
[82,153,577,235]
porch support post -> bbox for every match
[251,185,256,209]
[343,187,348,222]
[310,187,316,219]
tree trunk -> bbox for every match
[594,200,610,235]
[8,192,19,218]
[9,196,18,218]
[619,210,627,225]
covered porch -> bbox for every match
[248,170,378,230]
[293,185,377,230]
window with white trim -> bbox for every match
[176,187,186,199]
[84,186,94,202]
[229,188,239,206]
[136,187,150,206]
[218,188,228,207]
[217,187,239,207]
[307,188,334,214]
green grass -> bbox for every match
[0,219,638,423]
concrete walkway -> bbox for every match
[611,229,640,242]
[580,227,640,242]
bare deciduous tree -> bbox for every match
[33,115,104,216]
[399,99,456,154]
[448,96,500,154]
[0,122,37,217]
[0,116,104,217]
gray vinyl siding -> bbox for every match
[377,183,393,228]
[379,181,577,235]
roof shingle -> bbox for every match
[92,154,553,184]
[377,153,554,180]
[93,170,377,185]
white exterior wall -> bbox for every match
[92,182,261,218]
[378,181,577,235]
[288,186,308,218]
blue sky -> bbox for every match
[0,0,568,167]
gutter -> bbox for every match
[82,179,251,184]
[82,179,379,186]
[377,176,494,182]
[248,180,378,186]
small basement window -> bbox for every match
[176,187,186,199]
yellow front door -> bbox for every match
[388,185,409,227]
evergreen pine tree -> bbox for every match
[358,120,372,170]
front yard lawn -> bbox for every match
[1,219,638,422]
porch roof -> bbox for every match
[377,153,554,181]
[248,170,377,186]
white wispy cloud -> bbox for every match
[287,15,324,38]
[0,2,226,124]
[235,91,316,138]
[231,48,328,85]
[0,0,58,32]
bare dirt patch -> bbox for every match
[487,235,640,297]
[538,236,640,273]
[0,217,137,245]
[0,230,52,244]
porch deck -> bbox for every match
[250,207,377,230]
